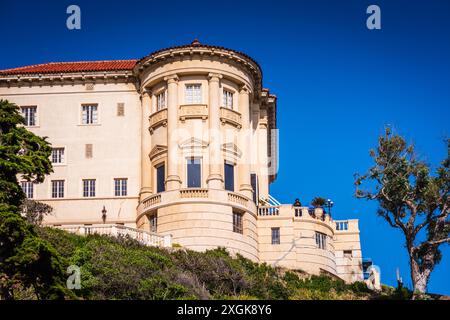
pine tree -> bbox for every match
[0,99,69,299]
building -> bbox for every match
[0,40,363,283]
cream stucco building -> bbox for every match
[0,40,364,283]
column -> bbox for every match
[164,74,182,190]
[258,107,269,200]
[206,73,224,189]
[238,85,253,198]
[140,89,152,200]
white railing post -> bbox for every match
[163,234,172,248]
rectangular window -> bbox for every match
[344,250,353,258]
[233,211,243,234]
[21,106,37,126]
[156,164,165,193]
[51,148,65,164]
[156,91,166,111]
[83,179,96,197]
[271,227,280,245]
[81,104,98,124]
[21,181,34,198]
[224,162,234,191]
[187,157,201,188]
[117,103,125,116]
[185,84,202,104]
[114,178,127,196]
[315,232,327,250]
[223,89,233,109]
[336,221,348,231]
[149,214,157,233]
[250,173,258,204]
[51,180,64,198]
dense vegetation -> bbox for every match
[21,226,411,300]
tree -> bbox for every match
[0,99,69,299]
[311,197,326,208]
[355,128,449,295]
[21,199,53,225]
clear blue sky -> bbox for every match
[1,0,449,294]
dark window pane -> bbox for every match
[250,173,258,204]
[157,165,165,193]
[224,162,234,191]
[187,158,201,188]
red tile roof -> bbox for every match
[0,60,137,75]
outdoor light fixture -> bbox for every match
[101,206,107,223]
[325,199,334,216]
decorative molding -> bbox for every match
[148,109,167,134]
[164,74,179,84]
[220,107,242,129]
[221,142,242,158]
[178,137,209,150]
[149,145,168,160]
[179,104,208,122]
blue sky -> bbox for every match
[1,0,449,294]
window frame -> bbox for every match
[21,106,37,127]
[271,227,280,245]
[82,179,96,197]
[186,157,202,188]
[81,104,99,125]
[185,83,202,105]
[51,180,65,198]
[149,214,157,233]
[232,211,244,234]
[156,163,166,193]
[315,232,327,250]
[224,161,235,192]
[156,90,167,111]
[222,89,234,109]
[51,147,65,165]
[114,178,128,197]
[21,181,34,199]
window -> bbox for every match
[224,162,234,191]
[187,157,201,188]
[233,211,243,234]
[51,148,65,164]
[149,214,157,233]
[185,84,202,104]
[117,103,125,116]
[156,91,166,111]
[81,104,98,124]
[21,181,34,198]
[51,180,64,198]
[156,164,165,193]
[315,232,327,250]
[344,250,353,258]
[83,179,96,197]
[21,106,37,126]
[250,173,258,204]
[336,221,348,231]
[114,178,127,196]
[223,89,233,109]
[271,227,280,245]
[85,144,93,158]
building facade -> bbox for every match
[0,41,363,283]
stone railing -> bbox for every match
[138,188,256,220]
[142,194,161,208]
[148,108,167,133]
[54,224,172,247]
[220,107,242,128]
[179,104,208,122]
[228,192,248,206]
[180,188,208,198]
[258,205,280,216]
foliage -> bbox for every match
[21,199,53,225]
[0,99,69,300]
[311,197,326,208]
[32,227,408,300]
[355,127,449,294]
